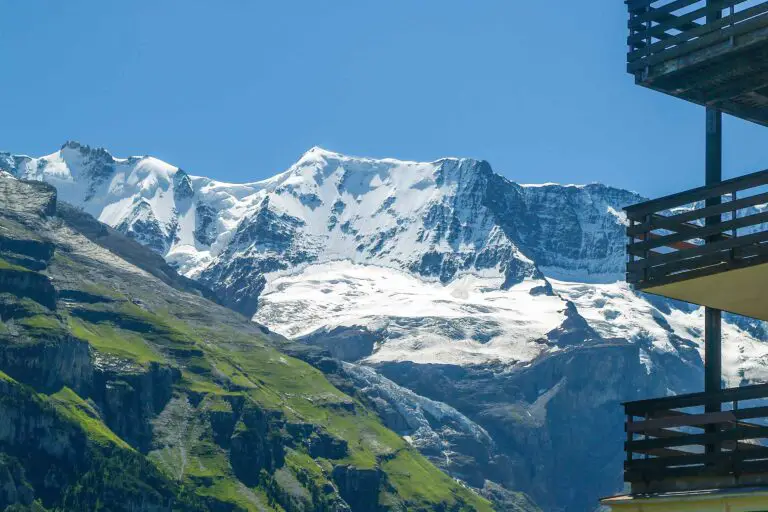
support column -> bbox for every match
[704,106,722,400]
[705,106,722,426]
[703,5,724,459]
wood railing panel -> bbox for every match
[624,166,768,289]
[625,0,768,76]
[623,384,768,485]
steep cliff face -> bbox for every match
[0,176,495,512]
[373,343,650,512]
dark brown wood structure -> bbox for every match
[629,0,768,125]
[625,167,768,321]
[616,0,768,500]
[624,382,768,493]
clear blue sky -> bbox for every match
[1,1,766,197]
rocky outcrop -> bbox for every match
[199,200,318,317]
[56,202,218,303]
[230,406,288,486]
[0,335,93,396]
[0,270,56,310]
[93,362,180,452]
[330,465,382,512]
[336,362,496,489]
[173,170,194,201]
[0,377,195,511]
[0,454,35,509]
[0,178,57,218]
[0,236,55,269]
[299,326,378,362]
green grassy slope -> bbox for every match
[0,177,493,511]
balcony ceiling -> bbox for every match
[644,261,768,321]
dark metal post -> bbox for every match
[705,106,723,399]
[704,103,723,459]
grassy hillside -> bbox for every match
[0,176,493,511]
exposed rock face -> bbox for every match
[0,454,34,509]
[373,343,649,512]
[299,327,378,362]
[0,334,93,395]
[338,362,497,489]
[0,377,186,512]
[0,269,57,310]
[93,362,180,452]
[0,177,57,218]
[230,407,287,485]
[330,465,382,512]
[116,200,176,254]
[198,200,318,316]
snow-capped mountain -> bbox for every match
[5,141,768,511]
[1,142,644,365]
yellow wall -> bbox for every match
[603,492,768,512]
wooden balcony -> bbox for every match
[625,168,768,321]
[627,0,768,126]
[625,383,768,493]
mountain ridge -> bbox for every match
[0,141,642,307]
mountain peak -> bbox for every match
[60,140,84,150]
[298,146,346,164]
[60,140,115,163]
[307,145,334,155]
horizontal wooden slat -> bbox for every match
[626,229,768,273]
[633,446,700,458]
[626,444,768,471]
[627,425,768,451]
[627,3,716,45]
[630,0,740,26]
[628,6,768,72]
[628,190,768,234]
[625,383,768,415]
[624,168,768,220]
[625,457,768,483]
[638,427,689,440]
[627,411,737,433]
[628,209,768,254]
[627,0,696,11]
[628,240,768,286]
[629,232,703,256]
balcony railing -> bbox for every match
[625,383,768,492]
[627,0,768,126]
[625,167,768,291]
[628,0,768,73]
